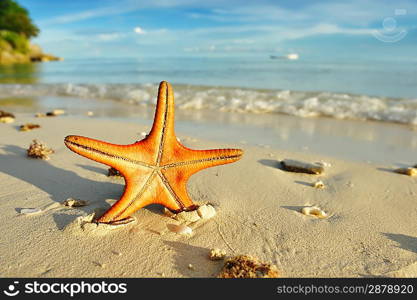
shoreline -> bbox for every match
[0,114,416,277]
[2,104,417,164]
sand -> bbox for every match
[0,113,416,278]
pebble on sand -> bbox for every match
[218,255,280,278]
[312,180,325,189]
[20,208,42,215]
[36,109,65,117]
[300,206,327,219]
[281,159,324,175]
[63,198,89,207]
[197,204,216,219]
[0,110,15,123]
[394,167,417,176]
[46,109,65,116]
[208,248,227,261]
[169,224,193,235]
[107,167,122,177]
[19,123,41,132]
[27,139,54,160]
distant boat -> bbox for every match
[270,53,299,60]
[286,53,299,60]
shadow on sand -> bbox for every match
[258,159,282,170]
[0,144,123,229]
[163,241,224,277]
[383,233,417,254]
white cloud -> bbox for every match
[134,27,146,35]
[97,33,125,41]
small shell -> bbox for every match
[19,123,40,132]
[312,180,325,189]
[27,139,54,160]
[0,116,15,123]
[300,206,327,219]
[20,208,42,215]
[0,110,15,123]
[394,167,417,176]
[163,207,176,217]
[63,198,88,207]
[87,111,94,116]
[170,224,193,235]
[46,109,65,116]
[208,248,226,261]
[197,204,216,219]
[107,167,122,177]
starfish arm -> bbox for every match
[97,170,155,223]
[64,135,154,176]
[160,147,243,211]
[147,81,176,164]
[162,147,243,170]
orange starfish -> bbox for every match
[64,81,243,223]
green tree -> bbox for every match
[0,0,39,38]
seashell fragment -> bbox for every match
[20,208,42,215]
[19,123,40,131]
[46,109,65,116]
[300,206,327,219]
[27,139,54,160]
[163,207,176,218]
[0,110,15,123]
[281,159,324,174]
[312,180,325,189]
[208,248,226,261]
[107,167,122,177]
[197,204,216,219]
[394,167,417,176]
[63,198,88,207]
[218,255,280,278]
[169,224,193,235]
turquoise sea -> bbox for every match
[0,56,417,124]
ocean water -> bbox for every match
[0,56,416,124]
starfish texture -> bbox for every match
[64,81,243,223]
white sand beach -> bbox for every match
[1,112,416,277]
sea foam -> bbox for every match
[1,83,417,125]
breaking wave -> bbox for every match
[1,83,417,125]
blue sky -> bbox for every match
[18,0,417,59]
